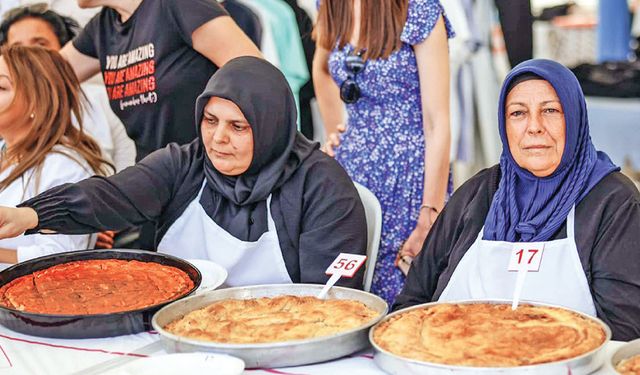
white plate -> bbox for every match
[112,353,244,375]
[186,258,228,294]
[609,339,640,373]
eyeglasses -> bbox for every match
[340,50,365,104]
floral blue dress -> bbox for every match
[328,0,454,304]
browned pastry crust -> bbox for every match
[617,354,640,375]
[0,259,194,315]
[372,303,606,367]
[164,295,380,343]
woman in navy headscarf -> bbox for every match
[395,59,640,341]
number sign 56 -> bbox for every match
[326,253,367,278]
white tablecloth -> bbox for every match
[0,324,624,374]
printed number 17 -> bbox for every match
[516,249,539,265]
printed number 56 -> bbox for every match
[334,259,357,270]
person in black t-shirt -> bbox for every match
[62,0,261,160]
[60,0,261,250]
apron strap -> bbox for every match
[478,226,485,239]
[197,179,207,197]
[566,205,576,239]
[266,194,275,231]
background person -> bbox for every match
[313,0,454,303]
[62,0,262,161]
[63,0,263,249]
[0,45,112,268]
[0,3,136,173]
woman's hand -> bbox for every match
[400,226,429,260]
[399,207,439,258]
[0,207,39,239]
[320,123,346,157]
[95,231,116,249]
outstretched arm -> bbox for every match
[0,145,187,242]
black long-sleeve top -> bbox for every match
[394,165,640,341]
[20,140,367,288]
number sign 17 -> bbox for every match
[507,243,545,272]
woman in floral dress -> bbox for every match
[313,0,454,304]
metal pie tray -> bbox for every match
[0,249,201,339]
[151,283,388,368]
[609,338,640,373]
[370,300,612,374]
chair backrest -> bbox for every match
[353,182,382,292]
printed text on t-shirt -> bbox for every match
[103,43,157,110]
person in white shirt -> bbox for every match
[0,3,136,172]
[0,45,112,268]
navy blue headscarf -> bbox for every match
[483,59,619,242]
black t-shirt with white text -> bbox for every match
[73,0,227,159]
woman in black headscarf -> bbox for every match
[0,56,367,288]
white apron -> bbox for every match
[438,207,597,316]
[157,181,292,287]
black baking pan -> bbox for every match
[0,249,201,339]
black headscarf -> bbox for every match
[194,56,318,240]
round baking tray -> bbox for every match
[609,338,640,374]
[152,283,388,368]
[0,249,201,339]
[370,300,612,375]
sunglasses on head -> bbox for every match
[340,50,366,104]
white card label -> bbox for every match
[508,243,545,272]
[325,253,367,278]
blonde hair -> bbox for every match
[0,45,113,191]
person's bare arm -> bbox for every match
[401,16,451,258]
[312,45,345,156]
[192,16,262,67]
[60,42,102,83]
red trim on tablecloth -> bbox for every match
[262,369,307,375]
[244,352,374,374]
[246,369,307,375]
[0,334,149,358]
[0,344,12,367]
